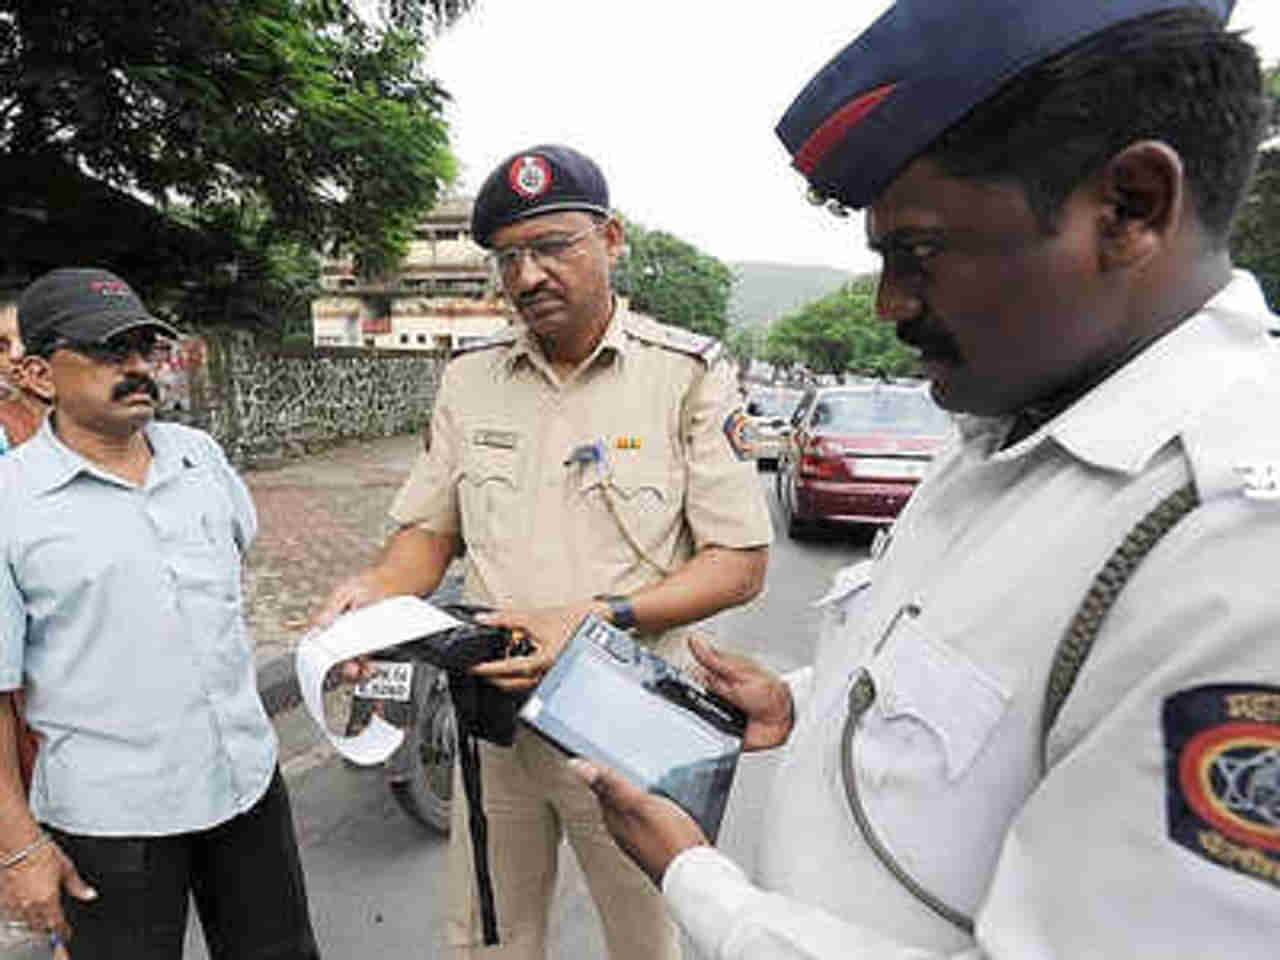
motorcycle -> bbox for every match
[348,580,464,834]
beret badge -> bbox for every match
[509,155,553,199]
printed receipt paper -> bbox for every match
[294,596,463,765]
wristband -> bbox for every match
[0,833,50,870]
[592,594,636,631]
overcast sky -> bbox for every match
[428,1,1280,275]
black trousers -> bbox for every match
[47,769,320,960]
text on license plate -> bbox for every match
[353,660,413,702]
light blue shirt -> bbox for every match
[0,418,276,835]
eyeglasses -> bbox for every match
[487,221,607,280]
[43,334,173,365]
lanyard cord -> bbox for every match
[837,481,1199,935]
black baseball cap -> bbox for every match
[775,0,1236,212]
[18,268,180,352]
[470,144,611,248]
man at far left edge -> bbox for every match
[0,268,320,959]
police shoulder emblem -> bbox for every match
[722,409,754,461]
[509,155,552,199]
[1164,684,1280,889]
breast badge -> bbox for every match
[1163,685,1280,889]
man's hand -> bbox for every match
[688,636,794,750]
[0,838,96,958]
[312,571,391,631]
[570,759,707,886]
[469,603,598,692]
[311,572,392,684]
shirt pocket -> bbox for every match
[163,478,241,603]
[458,445,523,550]
[864,620,1010,783]
[578,458,677,567]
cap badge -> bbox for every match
[509,155,552,199]
[90,279,133,298]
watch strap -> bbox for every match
[593,594,636,630]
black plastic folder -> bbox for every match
[518,615,747,841]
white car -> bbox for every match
[745,387,804,470]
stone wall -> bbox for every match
[173,329,444,469]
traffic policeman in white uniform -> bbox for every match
[571,2,1280,957]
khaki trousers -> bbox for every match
[445,726,681,960]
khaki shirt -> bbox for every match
[390,303,772,610]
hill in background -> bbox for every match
[728,261,859,331]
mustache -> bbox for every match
[111,373,160,402]
[896,313,962,363]
[515,287,559,311]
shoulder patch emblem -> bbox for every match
[1164,685,1280,890]
[722,409,754,461]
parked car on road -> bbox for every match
[777,382,954,537]
[744,386,804,470]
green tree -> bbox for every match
[1,0,471,290]
[1264,62,1280,139]
[614,218,736,338]
[1232,145,1280,310]
[725,326,761,376]
[768,275,919,381]
[174,197,322,336]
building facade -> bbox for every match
[311,195,513,351]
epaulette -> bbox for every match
[451,328,519,357]
[623,315,724,366]
[1182,372,1280,504]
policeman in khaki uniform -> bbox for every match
[320,144,771,958]
[571,2,1280,958]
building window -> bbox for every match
[417,334,427,344]
[399,333,409,344]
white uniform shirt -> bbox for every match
[663,271,1280,958]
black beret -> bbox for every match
[470,144,610,248]
[775,0,1236,212]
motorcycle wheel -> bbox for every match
[388,666,455,833]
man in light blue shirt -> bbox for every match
[0,268,319,959]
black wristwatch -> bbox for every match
[593,594,637,631]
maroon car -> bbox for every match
[776,382,954,538]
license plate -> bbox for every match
[353,660,413,702]
[851,457,928,479]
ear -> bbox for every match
[19,354,55,403]
[1096,141,1185,272]
[602,215,625,268]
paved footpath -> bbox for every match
[242,432,431,714]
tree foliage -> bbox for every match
[766,275,919,381]
[0,0,472,288]
[614,218,735,339]
[1232,146,1280,311]
[172,197,322,336]
[724,326,761,375]
[1229,63,1280,311]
